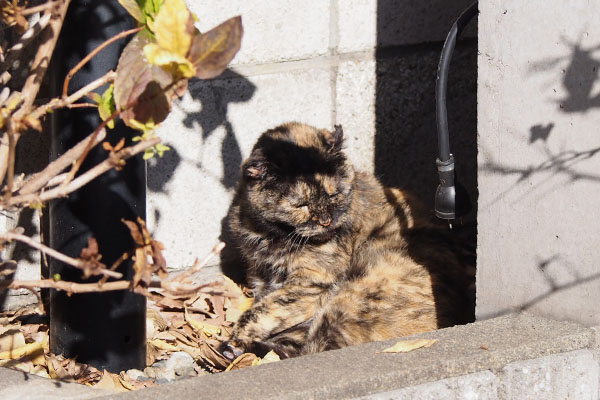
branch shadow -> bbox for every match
[481,255,600,322]
[529,36,600,114]
[183,71,256,189]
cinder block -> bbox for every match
[336,59,377,174]
[186,0,330,65]
[337,0,477,53]
[149,69,333,269]
[502,350,599,400]
[336,0,377,54]
[357,371,499,400]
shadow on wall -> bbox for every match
[529,36,600,114]
[175,71,256,280]
[481,254,600,322]
[481,38,600,205]
[183,70,256,189]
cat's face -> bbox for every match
[240,123,355,241]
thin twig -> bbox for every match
[29,70,115,120]
[0,232,123,279]
[14,0,71,117]
[17,128,107,195]
[3,279,132,293]
[5,136,160,208]
[67,102,96,109]
[1,12,52,75]
[0,0,71,195]
[21,1,59,16]
[3,131,16,202]
[62,27,142,97]
[60,109,121,187]
[167,242,226,284]
[98,251,131,285]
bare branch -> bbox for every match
[14,0,72,117]
[18,128,107,195]
[29,70,116,120]
[1,12,53,76]
[159,242,225,295]
[2,279,132,293]
[60,109,121,186]
[21,1,60,16]
[0,231,123,279]
[62,27,142,97]
[5,136,160,208]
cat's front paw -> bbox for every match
[218,340,246,362]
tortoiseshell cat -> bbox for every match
[219,122,474,360]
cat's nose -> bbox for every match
[319,216,332,227]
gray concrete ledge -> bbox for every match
[1,313,596,399]
[0,366,109,400]
[95,313,594,400]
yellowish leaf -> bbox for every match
[143,43,196,77]
[149,338,179,351]
[380,338,438,353]
[0,340,43,360]
[186,316,220,337]
[118,0,144,22]
[225,353,258,371]
[251,350,280,366]
[152,0,193,56]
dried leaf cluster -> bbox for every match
[0,270,279,392]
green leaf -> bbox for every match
[140,0,163,17]
[118,0,145,23]
[98,84,116,129]
[188,16,243,79]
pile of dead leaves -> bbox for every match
[0,274,279,392]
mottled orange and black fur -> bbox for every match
[219,122,474,360]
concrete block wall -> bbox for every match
[149,0,478,271]
[1,1,477,308]
[477,0,600,326]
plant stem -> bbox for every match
[0,232,123,279]
[62,27,142,98]
[29,70,116,120]
[5,136,160,208]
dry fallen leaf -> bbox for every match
[0,329,26,352]
[93,370,129,392]
[224,353,258,371]
[380,338,438,353]
[149,338,179,352]
[252,350,281,366]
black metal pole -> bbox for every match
[49,0,146,372]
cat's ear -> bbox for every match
[243,158,268,180]
[322,124,344,152]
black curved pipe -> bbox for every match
[436,1,479,163]
[434,1,478,221]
